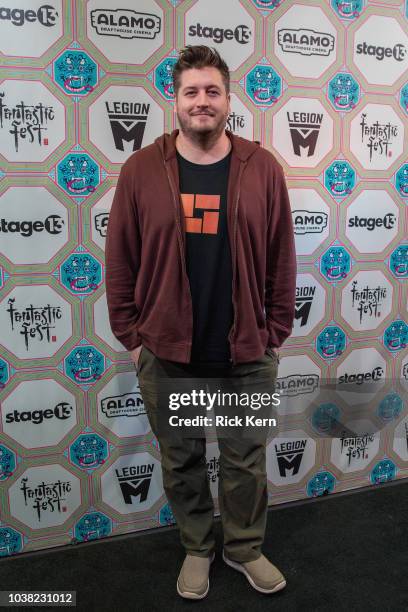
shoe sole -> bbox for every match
[222,551,286,594]
[177,553,215,600]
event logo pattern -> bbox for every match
[0,0,406,558]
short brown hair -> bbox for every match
[172,45,230,96]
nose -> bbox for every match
[195,90,210,108]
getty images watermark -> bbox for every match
[167,388,281,428]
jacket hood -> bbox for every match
[155,129,260,162]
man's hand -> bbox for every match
[130,345,143,367]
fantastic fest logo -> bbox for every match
[0,91,55,153]
[6,298,62,351]
[359,113,398,163]
[350,281,387,324]
[350,104,404,171]
[341,272,392,331]
[20,476,71,523]
[0,287,71,359]
[9,466,81,529]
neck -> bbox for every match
[175,129,231,164]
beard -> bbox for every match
[176,109,229,148]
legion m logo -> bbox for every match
[287,111,323,157]
[106,101,150,152]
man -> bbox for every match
[105,45,296,600]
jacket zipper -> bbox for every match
[228,161,246,365]
[164,160,193,359]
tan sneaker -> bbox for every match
[177,552,215,600]
[223,551,286,594]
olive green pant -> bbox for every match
[137,346,278,563]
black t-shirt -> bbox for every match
[177,150,233,364]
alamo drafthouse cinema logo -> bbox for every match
[101,392,146,418]
[293,210,328,235]
[278,28,335,56]
[0,92,55,153]
[90,9,161,39]
[287,111,323,157]
[106,101,150,152]
[276,374,319,397]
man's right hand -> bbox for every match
[130,345,143,368]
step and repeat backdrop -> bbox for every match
[0,0,407,557]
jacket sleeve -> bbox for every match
[265,163,297,348]
[105,160,142,352]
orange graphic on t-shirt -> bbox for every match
[181,193,220,234]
